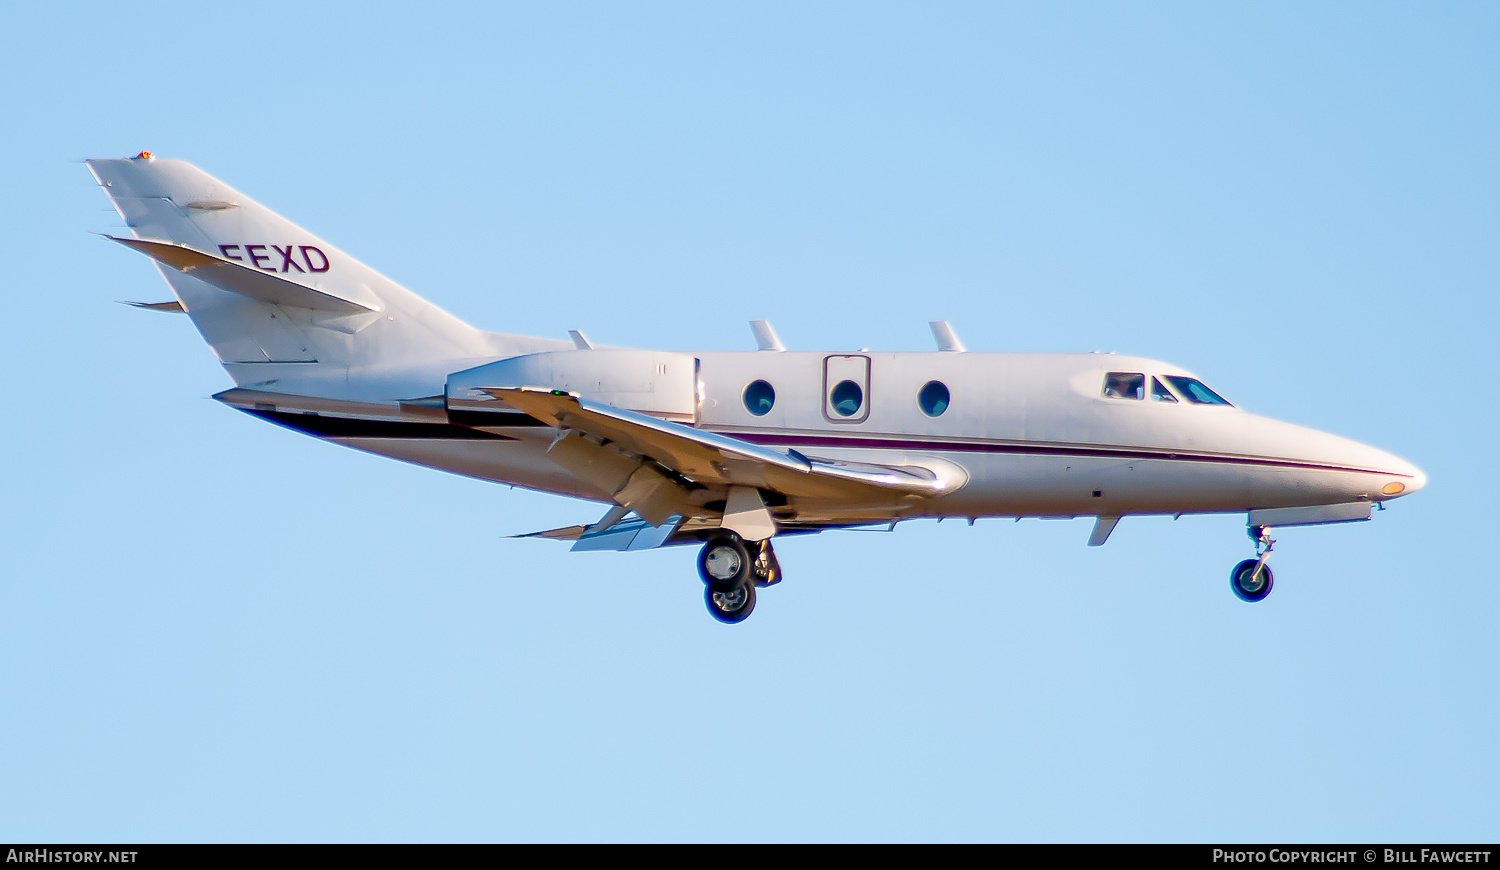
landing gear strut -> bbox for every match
[1230,524,1276,603]
[697,534,780,624]
[750,539,782,587]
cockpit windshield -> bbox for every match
[1163,375,1232,406]
[1151,377,1178,403]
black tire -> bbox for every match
[1230,559,1275,603]
[698,535,750,588]
[705,578,757,624]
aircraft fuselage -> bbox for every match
[229,348,1423,526]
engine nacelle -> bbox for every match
[446,349,698,421]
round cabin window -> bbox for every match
[743,380,776,416]
[918,381,950,417]
[830,379,864,417]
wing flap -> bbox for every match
[510,511,700,551]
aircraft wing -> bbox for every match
[480,387,964,504]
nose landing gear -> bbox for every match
[1231,524,1276,603]
[697,533,781,624]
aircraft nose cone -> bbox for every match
[1377,451,1426,498]
[1248,416,1427,501]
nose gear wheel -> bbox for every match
[1231,525,1276,602]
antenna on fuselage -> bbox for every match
[750,320,785,351]
[929,321,965,352]
[568,330,594,350]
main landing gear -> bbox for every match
[1231,524,1276,603]
[697,533,781,624]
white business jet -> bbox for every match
[89,154,1426,623]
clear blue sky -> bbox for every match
[2,1,1495,842]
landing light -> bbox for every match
[1382,482,1406,495]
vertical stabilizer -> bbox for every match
[88,155,498,394]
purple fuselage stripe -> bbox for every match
[717,431,1408,478]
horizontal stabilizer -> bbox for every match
[104,235,378,315]
[121,299,186,313]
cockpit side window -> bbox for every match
[1103,372,1144,400]
[1151,377,1178,403]
[1164,375,1232,406]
